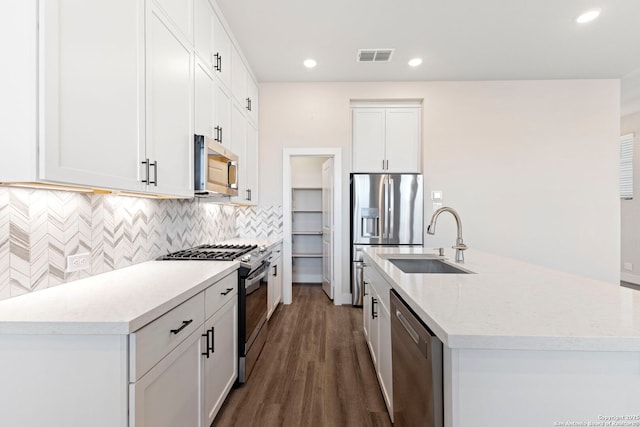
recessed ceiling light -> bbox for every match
[408,58,423,67]
[576,8,601,24]
[304,59,317,68]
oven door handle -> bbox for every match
[245,263,269,295]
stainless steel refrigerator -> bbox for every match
[351,173,424,306]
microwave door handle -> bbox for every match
[227,160,238,189]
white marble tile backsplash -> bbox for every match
[0,187,237,301]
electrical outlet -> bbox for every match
[624,262,633,271]
[67,253,90,272]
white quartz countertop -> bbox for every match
[0,261,238,335]
[363,247,640,352]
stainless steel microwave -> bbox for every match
[194,134,239,198]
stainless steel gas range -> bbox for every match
[158,243,271,383]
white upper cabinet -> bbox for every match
[214,81,232,147]
[212,11,232,89]
[1,0,257,199]
[231,45,247,106]
[384,108,421,173]
[145,4,194,197]
[194,0,215,69]
[352,108,386,173]
[246,76,259,125]
[244,122,259,204]
[33,0,146,192]
[153,0,193,43]
[194,59,215,139]
[352,106,421,173]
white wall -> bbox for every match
[621,111,640,284]
[291,156,330,188]
[258,80,621,297]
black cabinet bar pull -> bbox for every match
[220,288,233,295]
[202,331,210,358]
[170,319,193,334]
[214,53,221,72]
[141,158,150,184]
[149,161,157,186]
[371,297,378,319]
[210,327,215,353]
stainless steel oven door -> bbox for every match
[244,262,269,353]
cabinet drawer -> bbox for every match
[205,271,238,319]
[364,264,391,312]
[130,293,204,381]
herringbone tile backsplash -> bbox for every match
[236,205,283,238]
[0,187,238,301]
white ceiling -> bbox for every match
[215,0,640,110]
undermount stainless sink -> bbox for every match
[388,258,471,274]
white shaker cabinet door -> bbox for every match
[130,327,202,427]
[268,251,282,318]
[231,44,248,106]
[194,0,214,68]
[39,0,145,192]
[201,297,238,427]
[212,11,232,89]
[352,108,386,172]
[195,60,215,138]
[243,121,259,205]
[214,81,232,147]
[385,108,421,173]
[153,0,193,43]
[246,76,259,126]
[377,301,394,419]
[145,7,193,197]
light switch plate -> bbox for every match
[67,253,90,272]
[624,262,633,271]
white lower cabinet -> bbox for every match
[130,327,202,427]
[130,272,238,427]
[267,245,283,319]
[0,270,240,427]
[362,264,393,421]
[202,295,238,425]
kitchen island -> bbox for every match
[363,246,640,427]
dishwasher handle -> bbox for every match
[396,309,419,344]
[393,298,432,359]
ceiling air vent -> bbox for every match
[357,48,395,62]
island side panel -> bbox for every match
[0,334,129,427]
[448,348,640,427]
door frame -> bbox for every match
[282,148,344,305]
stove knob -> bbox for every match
[258,246,266,253]
[241,255,250,262]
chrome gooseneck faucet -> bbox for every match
[427,207,468,263]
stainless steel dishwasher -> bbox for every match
[391,290,443,427]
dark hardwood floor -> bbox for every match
[213,284,392,427]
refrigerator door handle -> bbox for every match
[388,177,395,241]
[383,178,389,242]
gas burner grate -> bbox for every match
[158,243,258,261]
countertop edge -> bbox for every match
[363,248,640,352]
[0,263,240,335]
